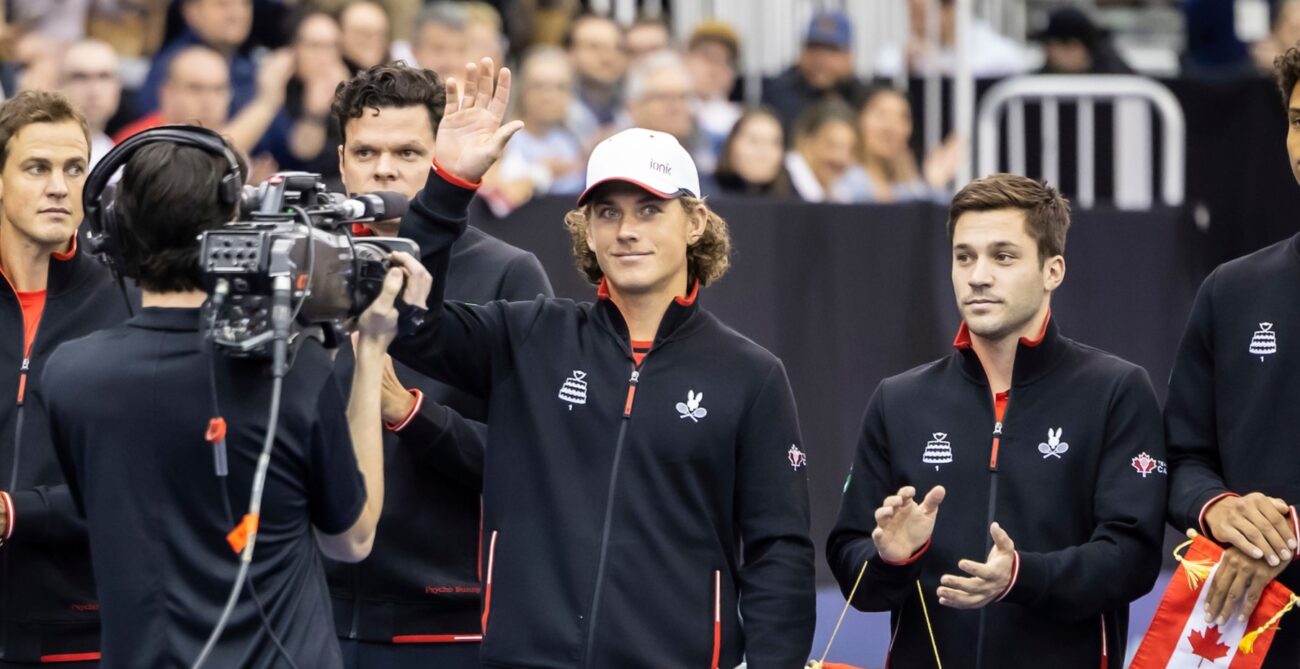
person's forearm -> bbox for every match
[222,97,282,154]
[337,336,386,558]
[288,119,327,160]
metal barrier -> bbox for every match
[975,75,1185,208]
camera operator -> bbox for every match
[36,127,432,668]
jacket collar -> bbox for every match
[953,311,1065,388]
[0,236,90,299]
[595,278,702,351]
[127,306,202,332]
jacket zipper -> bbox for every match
[710,570,722,669]
[9,358,27,490]
[481,530,498,634]
[1099,613,1108,668]
[974,408,1004,669]
[347,564,362,639]
[580,366,640,669]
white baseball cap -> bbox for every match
[577,127,701,205]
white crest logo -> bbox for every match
[922,433,952,470]
[1038,427,1069,459]
[676,390,708,422]
[1250,322,1277,362]
[559,370,588,409]
[787,445,807,470]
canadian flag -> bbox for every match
[1130,535,1298,669]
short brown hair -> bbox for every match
[688,21,740,63]
[564,195,731,287]
[1276,45,1300,107]
[948,173,1071,263]
[0,90,90,169]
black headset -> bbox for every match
[82,125,243,276]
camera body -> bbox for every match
[198,172,417,357]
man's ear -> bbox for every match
[685,200,707,245]
[1043,254,1065,292]
[337,144,347,189]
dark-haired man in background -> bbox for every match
[325,63,552,669]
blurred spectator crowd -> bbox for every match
[2,0,1296,212]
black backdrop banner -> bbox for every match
[472,197,1202,582]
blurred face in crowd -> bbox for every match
[341,2,390,69]
[909,0,955,44]
[626,22,670,64]
[797,118,856,187]
[1043,38,1091,73]
[569,17,626,86]
[859,89,912,164]
[0,121,89,253]
[182,0,252,52]
[729,113,784,185]
[414,21,468,78]
[585,182,704,298]
[951,209,1062,343]
[295,14,343,73]
[60,41,121,133]
[465,20,505,66]
[1287,82,1300,186]
[686,39,736,100]
[628,67,694,142]
[1276,1,1300,50]
[797,44,853,91]
[160,47,231,128]
[13,33,60,93]
[521,55,574,128]
[339,105,434,235]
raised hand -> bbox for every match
[434,57,526,184]
[255,49,295,106]
[872,485,945,564]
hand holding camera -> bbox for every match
[356,252,431,349]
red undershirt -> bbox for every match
[16,289,45,358]
[631,340,652,366]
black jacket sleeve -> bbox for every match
[390,168,542,400]
[20,352,90,543]
[826,382,929,612]
[999,366,1166,620]
[396,400,486,491]
[734,362,816,669]
[1165,271,1233,533]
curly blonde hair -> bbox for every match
[564,196,732,287]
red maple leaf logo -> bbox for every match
[1188,624,1231,667]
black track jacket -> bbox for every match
[327,224,552,648]
[0,244,130,663]
[827,320,1166,669]
[1166,233,1300,666]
